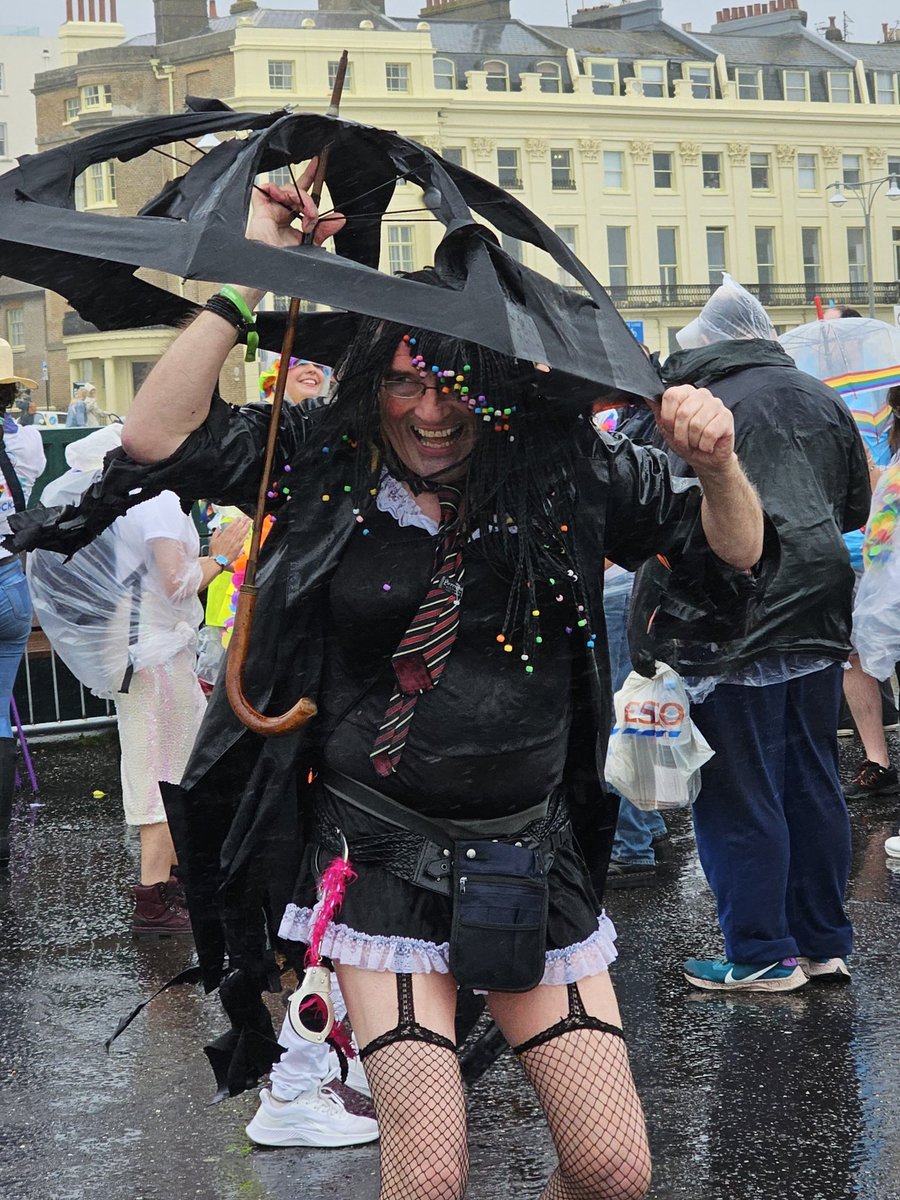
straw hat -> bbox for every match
[0,338,37,390]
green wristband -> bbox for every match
[218,285,259,363]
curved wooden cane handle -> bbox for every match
[225,585,318,736]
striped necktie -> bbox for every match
[370,486,465,778]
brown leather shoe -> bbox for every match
[132,880,193,936]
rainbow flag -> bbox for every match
[823,365,900,441]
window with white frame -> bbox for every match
[89,161,116,206]
[0,123,6,158]
[328,60,354,92]
[64,96,79,122]
[75,162,116,208]
[6,307,24,348]
[847,228,866,284]
[893,227,900,279]
[889,155,900,180]
[80,83,111,109]
[603,150,625,189]
[797,153,818,191]
[554,225,578,286]
[706,227,727,285]
[802,227,821,292]
[750,152,771,190]
[657,227,678,296]
[702,152,722,190]
[842,154,862,185]
[607,226,628,292]
[828,71,853,103]
[442,147,464,167]
[875,71,897,105]
[497,148,521,190]
[755,227,775,285]
[268,60,294,91]
[387,225,416,275]
[537,62,562,93]
[736,68,761,100]
[653,151,674,189]
[588,60,617,96]
[783,70,809,102]
[385,63,410,93]
[433,57,455,90]
[484,61,510,92]
[551,148,575,190]
[636,62,666,98]
[687,65,714,99]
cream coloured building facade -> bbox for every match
[20,0,900,411]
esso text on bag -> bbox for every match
[621,700,686,738]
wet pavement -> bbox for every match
[1,731,899,1200]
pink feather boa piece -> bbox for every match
[306,855,357,968]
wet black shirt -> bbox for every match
[320,503,573,818]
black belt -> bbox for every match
[315,768,572,898]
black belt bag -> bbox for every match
[320,770,562,993]
[449,838,549,992]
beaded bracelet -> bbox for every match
[204,287,259,362]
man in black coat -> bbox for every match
[630,277,871,993]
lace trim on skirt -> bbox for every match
[278,904,618,985]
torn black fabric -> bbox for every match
[0,104,660,410]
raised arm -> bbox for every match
[650,384,763,571]
[122,159,345,465]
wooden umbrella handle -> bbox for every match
[225,585,318,736]
[225,51,349,736]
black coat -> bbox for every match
[628,342,871,677]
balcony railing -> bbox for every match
[594,282,900,309]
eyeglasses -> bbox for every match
[380,374,440,400]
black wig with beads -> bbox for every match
[307,315,590,654]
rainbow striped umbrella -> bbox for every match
[780,318,900,448]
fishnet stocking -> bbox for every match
[514,985,651,1200]
[360,975,469,1200]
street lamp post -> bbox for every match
[827,174,900,318]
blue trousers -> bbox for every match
[690,665,853,964]
[0,559,31,739]
[604,571,666,865]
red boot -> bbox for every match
[132,880,192,936]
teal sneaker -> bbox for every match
[683,956,808,993]
[798,956,851,984]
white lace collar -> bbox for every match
[376,469,439,535]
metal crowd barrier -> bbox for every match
[13,622,116,741]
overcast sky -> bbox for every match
[18,0,888,46]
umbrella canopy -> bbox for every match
[780,318,900,449]
[0,100,660,410]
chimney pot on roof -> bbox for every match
[209,0,217,14]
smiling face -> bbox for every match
[378,340,477,480]
[285,360,327,404]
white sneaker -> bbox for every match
[798,956,851,983]
[245,1085,379,1148]
[886,832,900,859]
[344,1053,372,1099]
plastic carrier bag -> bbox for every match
[604,661,715,811]
[853,457,900,681]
